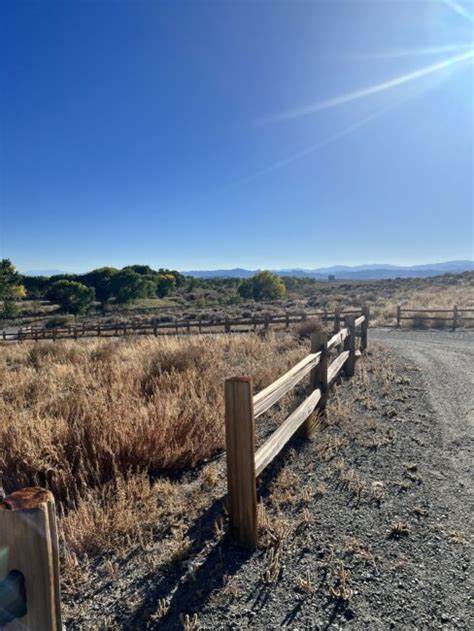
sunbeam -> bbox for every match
[443,0,474,24]
[335,43,472,60]
[259,48,474,124]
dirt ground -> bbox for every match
[63,331,473,630]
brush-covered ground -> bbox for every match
[7,270,474,331]
[0,330,472,629]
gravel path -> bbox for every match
[370,329,474,531]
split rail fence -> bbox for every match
[0,307,369,627]
[1,309,362,342]
[224,306,369,547]
[396,305,474,329]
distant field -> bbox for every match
[5,271,474,330]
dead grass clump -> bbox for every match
[295,317,323,340]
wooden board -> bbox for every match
[253,352,321,418]
[254,388,321,477]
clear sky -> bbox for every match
[1,0,473,273]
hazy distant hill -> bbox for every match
[183,260,474,280]
[22,269,69,277]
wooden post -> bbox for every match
[252,315,257,332]
[396,305,401,328]
[97,324,101,337]
[198,315,202,334]
[73,327,78,341]
[264,314,270,332]
[225,316,230,333]
[285,311,290,329]
[0,488,62,630]
[344,315,356,377]
[224,377,258,548]
[153,321,157,336]
[2,330,5,341]
[52,329,56,343]
[453,305,458,331]
[333,308,341,334]
[361,305,369,351]
[299,330,328,438]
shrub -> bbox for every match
[412,314,428,330]
[295,317,323,340]
[45,315,74,329]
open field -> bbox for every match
[4,271,474,333]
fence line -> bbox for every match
[0,306,369,623]
[1,310,361,342]
[396,304,474,329]
[224,307,369,547]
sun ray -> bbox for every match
[336,43,472,60]
[258,49,474,124]
[443,0,474,24]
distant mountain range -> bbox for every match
[183,260,474,281]
[22,260,474,281]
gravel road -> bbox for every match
[371,329,474,530]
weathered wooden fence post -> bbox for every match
[453,305,458,331]
[344,315,356,377]
[361,305,370,351]
[52,328,56,343]
[0,488,62,630]
[264,314,270,332]
[225,316,231,333]
[224,377,257,548]
[299,330,328,439]
[2,330,5,341]
[97,323,101,337]
[396,305,401,328]
[333,308,341,334]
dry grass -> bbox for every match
[0,333,306,575]
[0,334,305,503]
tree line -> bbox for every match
[1,259,288,319]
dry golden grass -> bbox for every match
[0,332,306,573]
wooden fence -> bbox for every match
[396,305,474,329]
[224,307,369,547]
[0,307,368,626]
[1,309,362,342]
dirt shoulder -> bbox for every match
[64,334,473,629]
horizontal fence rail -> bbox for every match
[396,305,474,330]
[1,309,365,342]
[224,307,369,547]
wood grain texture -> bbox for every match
[253,352,321,418]
[254,388,321,477]
[0,488,62,631]
[327,327,349,351]
[327,350,350,383]
[224,378,258,548]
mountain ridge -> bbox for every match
[182,260,474,280]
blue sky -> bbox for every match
[1,0,473,273]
